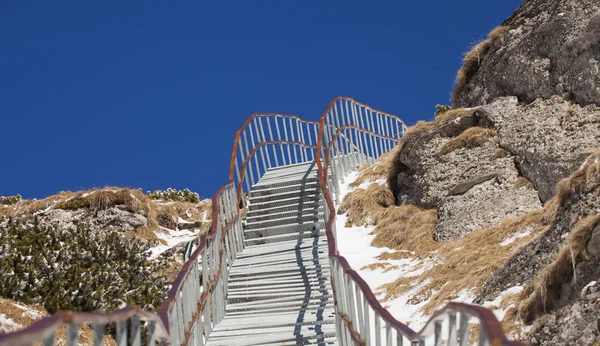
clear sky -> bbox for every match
[1,1,522,199]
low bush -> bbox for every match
[146,188,200,204]
[0,218,168,313]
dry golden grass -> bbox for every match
[361,262,399,273]
[370,206,438,253]
[0,191,78,219]
[515,176,535,189]
[349,150,396,188]
[518,213,600,323]
[452,26,511,105]
[378,251,413,261]
[58,188,156,220]
[381,208,549,314]
[438,127,497,155]
[154,200,212,234]
[494,148,509,159]
[338,184,395,226]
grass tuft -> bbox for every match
[452,26,511,106]
[518,213,600,323]
[438,127,497,155]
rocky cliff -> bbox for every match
[453,0,600,108]
[380,0,600,344]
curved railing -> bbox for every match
[229,113,320,203]
[0,97,525,346]
[0,306,167,346]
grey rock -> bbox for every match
[527,280,600,346]
[447,173,498,196]
[476,181,600,304]
[178,221,203,230]
[394,113,541,241]
[481,96,600,202]
[39,206,149,235]
[435,177,540,242]
[454,0,600,108]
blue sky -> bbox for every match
[1,1,522,199]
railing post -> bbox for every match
[459,312,469,346]
[448,312,457,346]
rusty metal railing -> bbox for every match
[0,97,525,346]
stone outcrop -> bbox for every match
[527,280,600,346]
[454,0,600,108]
[480,96,600,202]
[476,154,600,303]
[393,111,541,241]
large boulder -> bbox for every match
[393,111,541,241]
[480,96,600,202]
[453,0,600,108]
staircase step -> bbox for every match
[244,229,326,246]
[248,195,322,211]
[250,182,320,197]
[246,206,323,224]
[249,188,321,205]
[246,202,322,218]
[245,214,323,230]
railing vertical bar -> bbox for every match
[459,312,469,346]
[131,316,141,346]
[147,321,157,346]
[375,313,381,346]
[266,117,278,167]
[478,324,490,346]
[66,323,78,346]
[434,320,443,346]
[376,111,384,158]
[258,117,272,169]
[116,320,127,346]
[351,102,366,165]
[42,335,55,346]
[386,323,393,346]
[92,324,104,346]
[448,312,457,346]
[253,118,267,173]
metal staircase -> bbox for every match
[207,162,336,345]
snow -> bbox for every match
[334,170,521,335]
[500,229,531,246]
[482,286,523,320]
[0,314,19,332]
[149,227,198,259]
[335,172,432,330]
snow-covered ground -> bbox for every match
[334,171,524,334]
[149,227,198,259]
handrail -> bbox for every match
[0,97,524,346]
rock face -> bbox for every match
[454,0,600,108]
[480,96,600,202]
[476,163,600,303]
[393,111,541,241]
[528,280,600,346]
[40,206,148,234]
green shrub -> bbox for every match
[0,218,168,313]
[0,195,21,205]
[146,188,200,204]
[434,104,453,116]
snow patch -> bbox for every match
[500,229,531,246]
